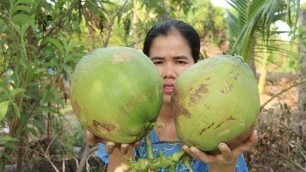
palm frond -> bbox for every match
[226,0,300,65]
[248,0,266,19]
[226,11,241,39]
[256,44,295,55]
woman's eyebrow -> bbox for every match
[150,56,189,60]
[173,56,189,60]
[150,56,164,60]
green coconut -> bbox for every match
[172,55,260,153]
[71,46,163,143]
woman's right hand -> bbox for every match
[86,131,140,155]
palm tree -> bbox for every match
[226,0,300,97]
[226,0,299,69]
[298,8,306,111]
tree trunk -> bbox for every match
[298,9,306,112]
[132,0,141,49]
[258,48,268,94]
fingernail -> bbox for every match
[219,143,226,150]
[190,147,197,153]
[86,132,93,138]
[254,130,258,135]
[106,141,115,146]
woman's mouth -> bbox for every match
[163,83,175,94]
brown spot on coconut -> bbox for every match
[92,120,117,132]
[172,88,191,118]
[71,99,81,118]
[110,51,132,64]
[189,83,209,105]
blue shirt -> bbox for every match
[98,130,248,172]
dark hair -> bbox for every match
[143,19,200,63]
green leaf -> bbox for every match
[1,151,11,160]
[3,142,17,151]
[0,158,4,171]
[15,0,34,5]
[20,23,33,34]
[0,18,7,32]
[37,105,59,114]
[0,136,18,142]
[62,64,73,74]
[12,5,32,14]
[0,24,7,33]
[12,14,33,25]
[12,102,20,118]
[33,119,45,131]
[0,101,9,121]
[25,127,38,137]
[10,88,25,97]
[45,37,64,55]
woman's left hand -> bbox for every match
[183,130,258,171]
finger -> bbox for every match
[105,141,116,155]
[219,143,233,162]
[182,145,196,159]
[120,144,129,155]
[250,130,259,145]
[189,146,212,163]
[132,141,141,147]
[86,131,96,145]
[182,145,192,154]
[114,166,124,172]
[232,130,258,157]
[121,163,130,172]
[247,130,259,147]
[239,130,259,152]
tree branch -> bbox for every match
[38,0,81,52]
[76,143,98,172]
[103,0,128,47]
[261,79,306,109]
[271,149,305,171]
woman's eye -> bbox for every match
[153,61,163,65]
[176,61,186,64]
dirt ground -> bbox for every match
[250,73,306,172]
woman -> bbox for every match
[87,19,258,172]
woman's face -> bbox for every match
[149,31,195,104]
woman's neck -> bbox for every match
[154,102,178,141]
[158,102,173,122]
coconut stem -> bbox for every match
[124,142,193,171]
[182,154,194,172]
[149,121,164,129]
[146,133,154,160]
[124,122,194,171]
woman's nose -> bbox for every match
[162,64,177,79]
